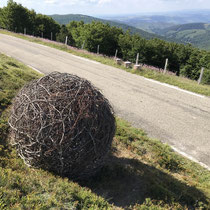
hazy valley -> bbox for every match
[102,10,210,50]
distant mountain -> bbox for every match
[49,14,177,42]
[100,11,210,50]
[125,22,175,33]
[104,16,177,33]
[107,19,176,33]
[102,10,210,33]
[50,14,100,25]
[156,23,210,50]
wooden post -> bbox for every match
[136,53,139,65]
[65,36,68,45]
[82,41,85,49]
[134,52,141,70]
[164,58,168,74]
[97,45,100,54]
[24,28,26,35]
[41,32,43,38]
[114,49,118,59]
[15,27,17,33]
[198,67,205,84]
[51,32,53,41]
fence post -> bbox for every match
[136,53,139,65]
[65,36,68,45]
[114,49,118,59]
[51,32,53,41]
[82,41,85,49]
[198,67,205,85]
[134,53,141,70]
[41,32,43,38]
[164,58,168,74]
[97,45,100,54]
[24,28,26,35]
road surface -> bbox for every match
[0,33,210,169]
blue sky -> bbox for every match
[1,0,210,16]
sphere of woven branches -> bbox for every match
[9,72,115,179]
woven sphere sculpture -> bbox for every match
[9,72,115,179]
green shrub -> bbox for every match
[202,69,210,85]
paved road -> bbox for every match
[1,33,210,169]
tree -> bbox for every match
[180,49,203,80]
[118,32,147,63]
[0,0,34,33]
[66,21,85,48]
[56,24,74,45]
[34,14,60,40]
[66,21,123,55]
[198,51,210,84]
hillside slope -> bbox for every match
[156,23,210,50]
[105,16,175,33]
[49,14,174,41]
[103,10,210,33]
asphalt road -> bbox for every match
[0,33,210,169]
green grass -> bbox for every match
[0,53,210,209]
[0,54,111,209]
[1,29,210,97]
[131,68,210,96]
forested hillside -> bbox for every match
[106,12,210,50]
[0,0,210,84]
[123,21,175,33]
[106,16,176,33]
[106,10,210,33]
[49,14,166,40]
[157,23,210,50]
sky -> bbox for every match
[1,0,210,16]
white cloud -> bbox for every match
[1,0,210,15]
[44,0,57,4]
[42,0,113,6]
[98,0,112,4]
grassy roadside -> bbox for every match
[1,29,210,97]
[0,53,210,209]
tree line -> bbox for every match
[0,0,60,40]
[0,0,210,84]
